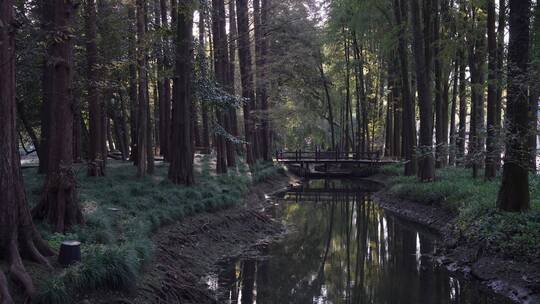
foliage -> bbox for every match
[387,167,540,261]
[23,158,273,302]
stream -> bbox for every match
[208,179,513,304]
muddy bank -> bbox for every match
[85,174,294,304]
[371,175,540,304]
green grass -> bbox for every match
[25,158,282,303]
[384,165,540,262]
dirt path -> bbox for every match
[85,174,295,304]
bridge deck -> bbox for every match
[275,149,400,165]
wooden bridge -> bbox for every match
[274,149,400,166]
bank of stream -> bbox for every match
[207,178,512,303]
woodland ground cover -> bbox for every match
[21,157,282,303]
[385,166,540,262]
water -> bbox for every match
[211,179,512,304]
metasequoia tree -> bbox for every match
[410,0,435,181]
[86,0,105,176]
[168,0,194,185]
[497,0,531,212]
[0,1,54,301]
[212,0,230,173]
[33,0,84,232]
[136,0,149,177]
[236,0,255,166]
[392,0,416,176]
[485,0,498,179]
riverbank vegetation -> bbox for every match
[387,165,540,262]
[23,158,283,303]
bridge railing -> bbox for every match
[275,149,381,161]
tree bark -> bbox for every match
[1,3,55,300]
[136,0,149,177]
[86,0,105,176]
[33,0,83,233]
[168,0,195,185]
[236,0,256,166]
[393,0,417,175]
[497,0,531,212]
[199,5,211,151]
[411,0,434,181]
[485,0,498,179]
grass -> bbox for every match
[24,157,282,303]
[384,165,540,262]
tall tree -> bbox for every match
[168,0,195,185]
[199,4,211,151]
[485,0,498,179]
[0,1,54,300]
[236,0,256,166]
[411,0,435,181]
[33,0,83,232]
[86,0,105,177]
[497,0,531,212]
[136,0,149,177]
[467,3,487,178]
[392,0,416,176]
[212,0,230,173]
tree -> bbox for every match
[86,0,105,177]
[168,0,195,185]
[212,0,230,173]
[32,0,84,232]
[0,1,54,300]
[497,0,531,212]
[136,0,149,177]
[392,0,416,176]
[236,0,255,166]
[485,0,498,179]
[410,0,435,181]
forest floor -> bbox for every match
[371,166,540,304]
[18,155,293,304]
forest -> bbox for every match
[1,0,540,303]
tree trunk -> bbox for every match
[0,3,55,300]
[530,0,540,173]
[136,0,148,177]
[128,5,139,164]
[199,5,211,151]
[457,46,467,165]
[433,0,446,168]
[485,0,498,179]
[497,0,531,212]
[33,0,83,233]
[393,0,417,175]
[495,0,505,171]
[411,0,434,181]
[39,0,54,174]
[212,0,230,173]
[255,0,271,161]
[236,0,256,166]
[449,57,458,166]
[86,0,105,176]
[168,0,195,185]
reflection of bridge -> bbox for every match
[275,150,400,166]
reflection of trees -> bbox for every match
[217,185,502,304]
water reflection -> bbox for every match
[215,179,511,304]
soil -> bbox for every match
[369,174,540,304]
[81,173,296,304]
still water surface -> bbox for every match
[210,179,512,304]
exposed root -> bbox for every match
[32,166,83,232]
[0,272,14,304]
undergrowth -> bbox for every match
[383,165,540,262]
[23,157,283,303]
